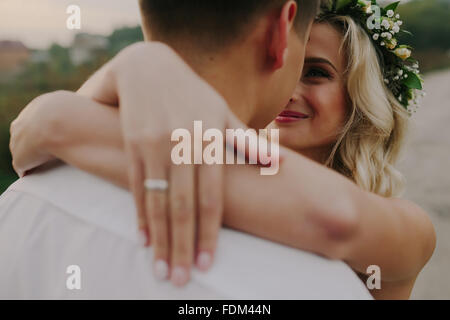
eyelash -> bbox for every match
[304,67,332,80]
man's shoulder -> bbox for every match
[4,161,138,241]
[0,163,373,299]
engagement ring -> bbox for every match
[144,179,169,191]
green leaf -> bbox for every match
[399,44,413,50]
[384,1,400,12]
[401,30,413,36]
[336,0,353,11]
[404,72,423,90]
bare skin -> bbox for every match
[10,24,436,299]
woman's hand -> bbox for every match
[9,92,62,177]
[78,42,246,287]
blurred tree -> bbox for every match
[107,26,144,56]
[0,26,144,193]
[398,0,450,51]
[397,0,450,71]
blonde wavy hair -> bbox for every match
[318,15,410,197]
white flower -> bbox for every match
[373,33,380,40]
[387,10,395,18]
[386,33,393,40]
[380,41,385,46]
[384,79,390,84]
[381,19,390,29]
[387,39,397,49]
[397,20,403,26]
[359,0,372,13]
[396,14,400,19]
[398,69,404,76]
[394,47,412,60]
[381,32,387,38]
[394,76,400,80]
[404,74,408,78]
[392,25,400,33]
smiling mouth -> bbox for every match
[275,110,310,123]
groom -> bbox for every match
[0,0,371,299]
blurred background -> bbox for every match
[0,0,449,299]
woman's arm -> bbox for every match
[12,91,435,298]
[10,91,127,185]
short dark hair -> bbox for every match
[139,0,320,50]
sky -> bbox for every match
[0,0,142,49]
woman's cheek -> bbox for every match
[310,86,344,140]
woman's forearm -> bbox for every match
[42,92,128,188]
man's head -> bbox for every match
[139,0,320,128]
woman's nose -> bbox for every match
[289,94,300,103]
[290,85,304,103]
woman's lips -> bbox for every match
[275,110,310,123]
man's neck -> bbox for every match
[174,45,263,129]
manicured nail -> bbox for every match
[196,251,212,271]
[171,266,189,287]
[153,260,169,281]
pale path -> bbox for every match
[397,69,450,299]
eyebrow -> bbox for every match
[305,57,338,72]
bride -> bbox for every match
[9,0,435,299]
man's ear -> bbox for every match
[267,1,298,71]
[139,11,152,41]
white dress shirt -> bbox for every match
[0,162,372,299]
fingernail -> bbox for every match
[197,251,212,271]
[171,266,189,287]
[153,260,169,281]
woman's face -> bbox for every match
[267,22,349,162]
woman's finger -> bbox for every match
[196,162,223,271]
[169,163,196,287]
[126,142,150,246]
[140,138,171,282]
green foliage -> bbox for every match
[107,26,144,56]
[395,0,450,72]
[384,1,401,13]
[404,71,423,90]
[397,0,450,51]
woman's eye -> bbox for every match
[304,67,330,79]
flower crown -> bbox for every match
[320,0,425,114]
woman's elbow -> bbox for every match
[307,193,359,260]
